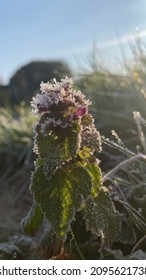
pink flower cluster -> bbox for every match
[31,77,90,132]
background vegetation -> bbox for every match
[1,39,146,259]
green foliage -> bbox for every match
[2,39,146,259]
[21,203,44,235]
[84,188,121,246]
[22,78,121,250]
[75,39,146,140]
[31,164,92,239]
[36,117,80,179]
[101,110,146,256]
[0,106,33,173]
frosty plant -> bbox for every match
[21,77,121,251]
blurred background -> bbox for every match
[1,0,146,259]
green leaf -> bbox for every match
[31,164,93,240]
[36,119,81,179]
[21,202,44,235]
[66,166,92,209]
[31,165,74,239]
[84,187,121,246]
[85,163,102,196]
[78,147,96,164]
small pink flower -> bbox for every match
[76,106,87,117]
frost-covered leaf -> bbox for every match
[31,164,92,239]
[36,119,81,179]
[21,202,44,235]
[65,166,92,209]
[80,114,102,152]
[36,116,80,159]
[85,163,102,196]
[84,187,121,246]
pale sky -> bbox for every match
[1,0,146,83]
